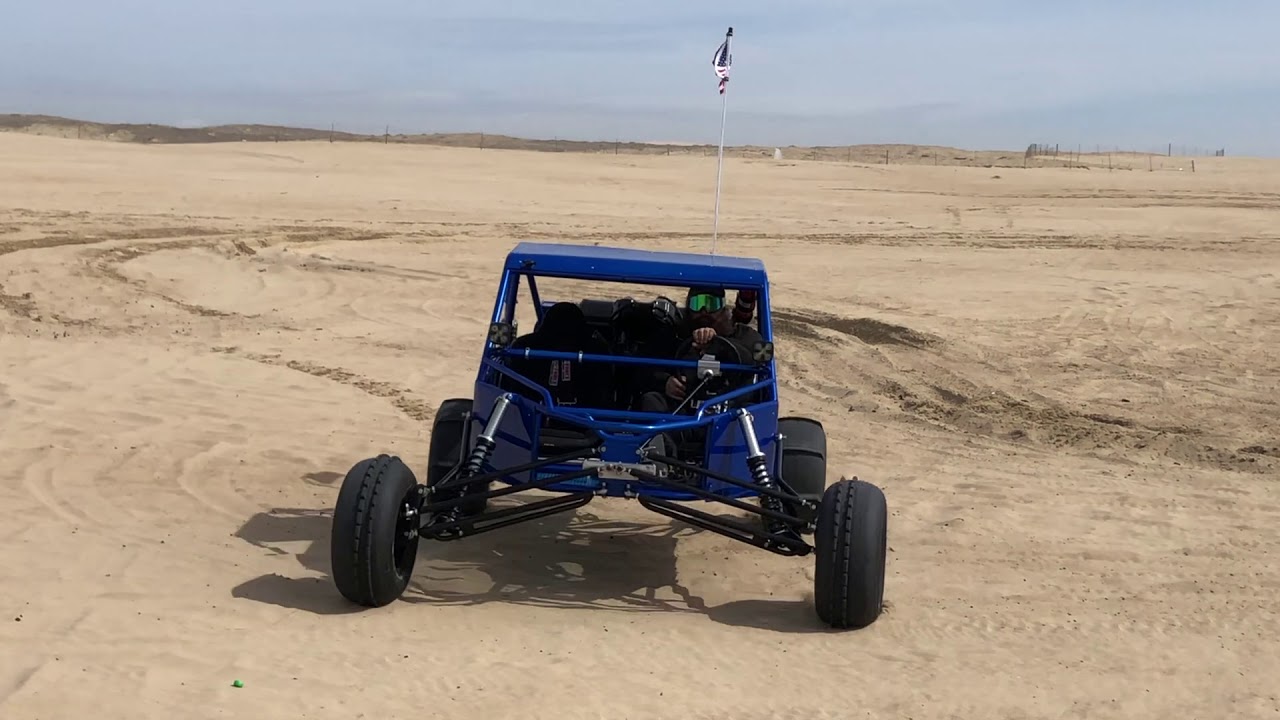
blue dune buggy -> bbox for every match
[329,242,888,629]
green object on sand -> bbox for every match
[232,680,244,688]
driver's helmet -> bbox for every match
[685,286,726,314]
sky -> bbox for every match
[3,0,1277,155]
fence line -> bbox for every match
[326,124,1230,170]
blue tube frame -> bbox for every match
[469,259,781,501]
[479,353,772,434]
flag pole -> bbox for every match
[710,26,733,255]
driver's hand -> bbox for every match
[665,375,686,399]
[692,327,717,349]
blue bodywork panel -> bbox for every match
[467,242,782,502]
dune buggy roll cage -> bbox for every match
[414,265,817,558]
[479,266,777,433]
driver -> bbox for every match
[637,285,764,414]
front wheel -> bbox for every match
[330,454,422,607]
[813,477,887,629]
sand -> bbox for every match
[1,132,1278,719]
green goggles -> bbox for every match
[687,293,725,313]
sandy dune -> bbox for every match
[2,132,1279,719]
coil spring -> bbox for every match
[747,454,771,487]
[748,454,786,526]
[460,436,495,478]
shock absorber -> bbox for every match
[735,409,787,536]
[459,394,512,478]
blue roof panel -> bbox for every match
[503,242,768,288]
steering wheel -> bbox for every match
[672,334,748,406]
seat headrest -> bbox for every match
[534,302,589,350]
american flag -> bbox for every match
[712,31,732,95]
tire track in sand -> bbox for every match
[772,308,1275,475]
[212,347,435,423]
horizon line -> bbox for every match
[1,111,1246,161]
